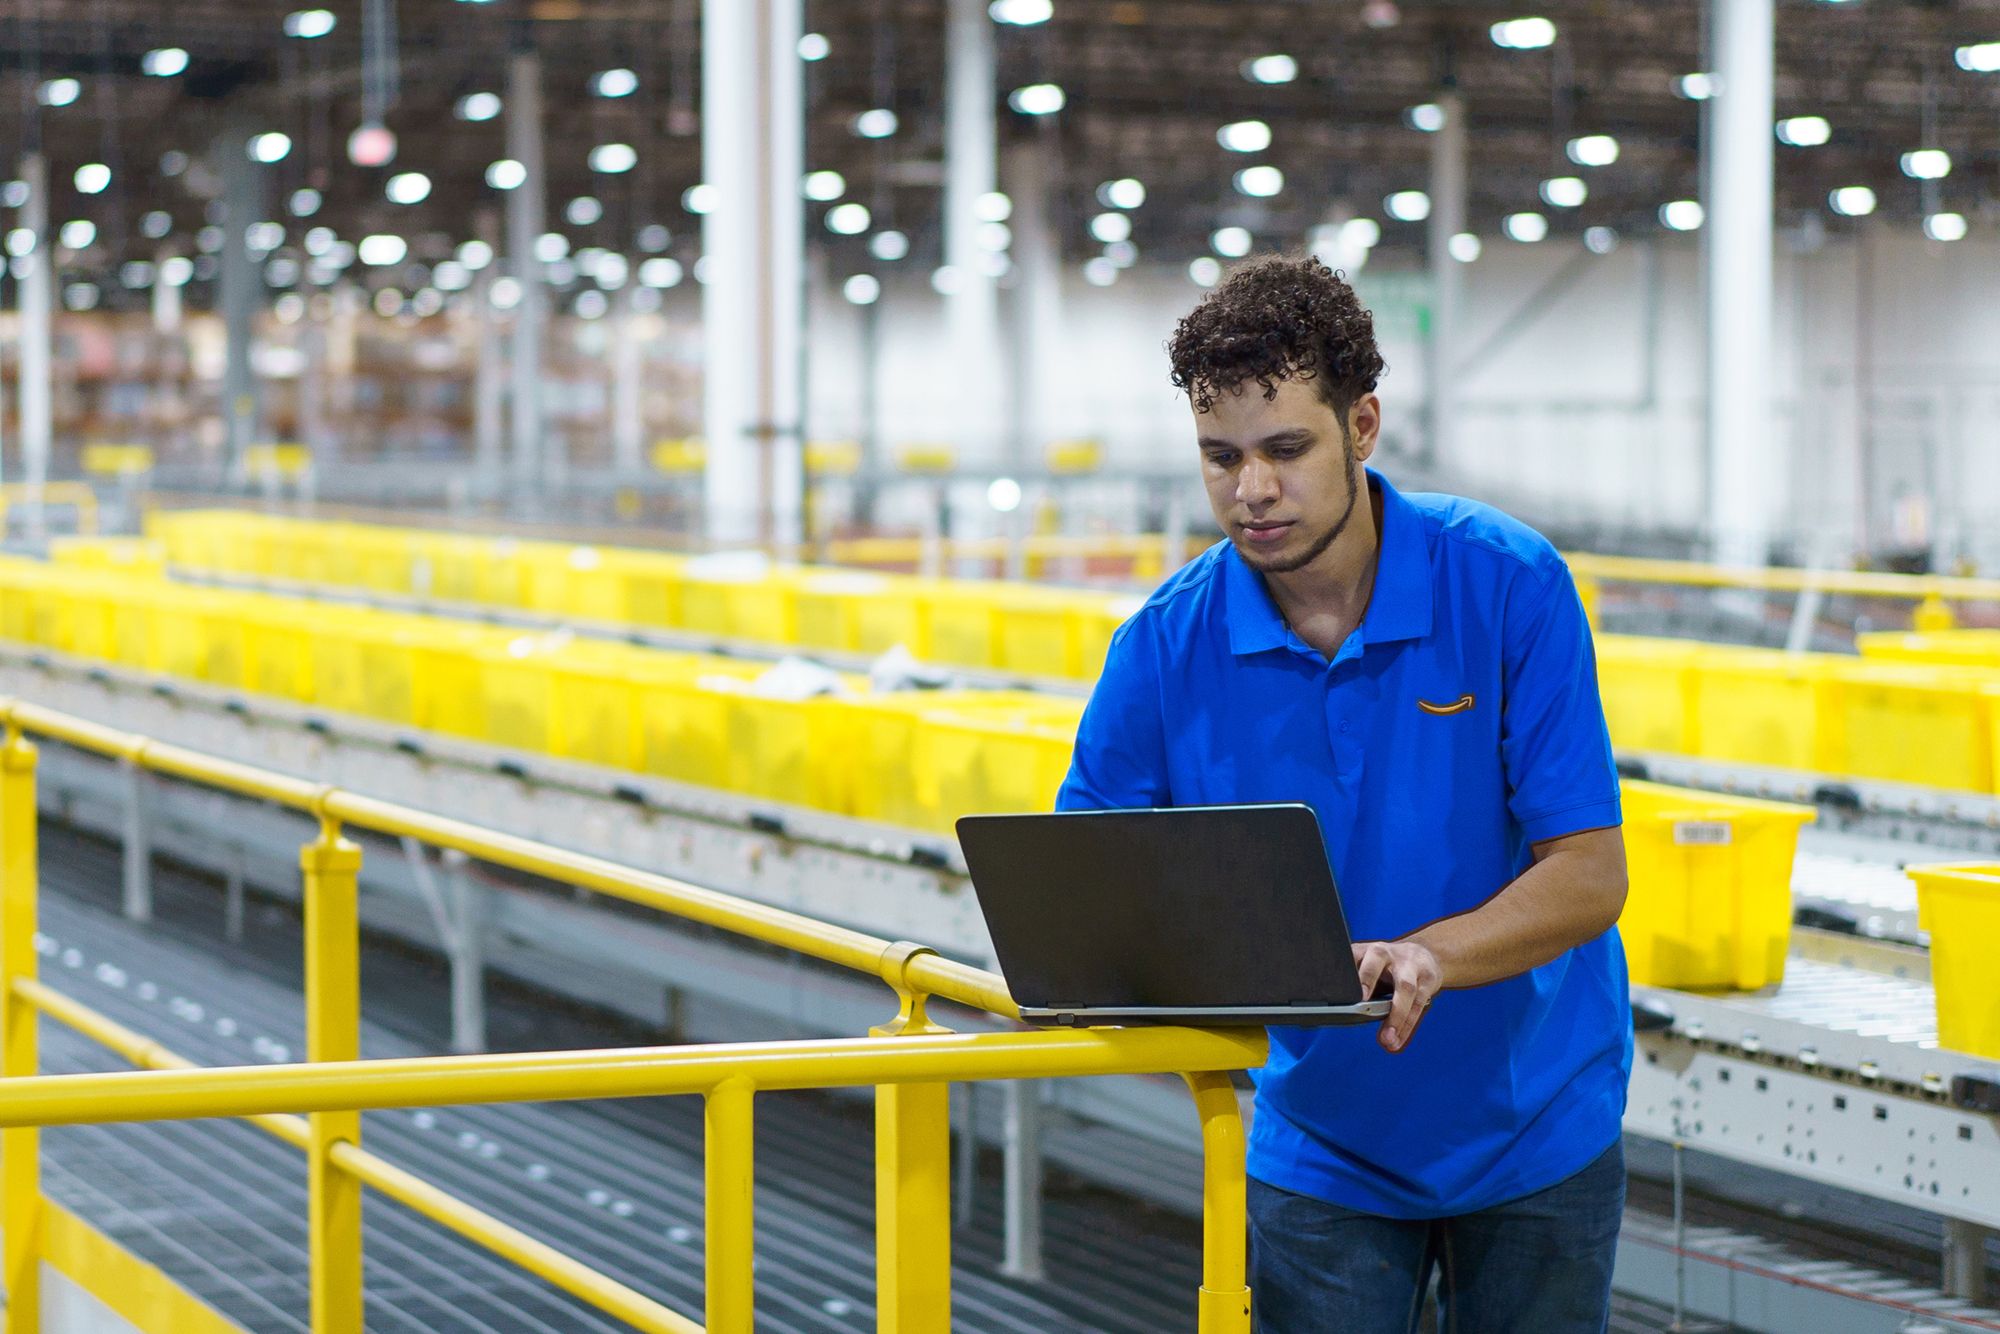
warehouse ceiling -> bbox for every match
[4,0,1999,309]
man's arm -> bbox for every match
[1354,825,1628,1053]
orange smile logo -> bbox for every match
[1417,694,1475,716]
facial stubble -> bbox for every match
[1234,425,1360,576]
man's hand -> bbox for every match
[1353,939,1443,1053]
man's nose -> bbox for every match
[1237,455,1280,508]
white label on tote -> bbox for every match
[1673,820,1733,846]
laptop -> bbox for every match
[956,803,1391,1028]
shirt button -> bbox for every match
[1339,721,1350,733]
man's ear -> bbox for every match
[1347,394,1383,463]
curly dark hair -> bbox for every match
[1167,256,1386,416]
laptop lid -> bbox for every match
[956,803,1368,1016]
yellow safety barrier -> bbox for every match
[0,699,1261,1334]
[1566,551,2000,624]
[0,482,98,537]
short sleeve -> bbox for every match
[1056,615,1172,811]
[1499,568,1622,843]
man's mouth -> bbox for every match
[1240,521,1293,545]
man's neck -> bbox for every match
[1262,476,1386,658]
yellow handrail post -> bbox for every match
[1183,1071,1251,1334]
[870,943,954,1334]
[302,815,365,1334]
[1,727,40,1334]
[703,1075,755,1334]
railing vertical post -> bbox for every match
[302,817,364,1334]
[1184,1071,1251,1334]
[1,728,40,1334]
[704,1075,756,1334]
[871,943,953,1334]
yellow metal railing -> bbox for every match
[1566,552,2000,632]
[0,699,1263,1334]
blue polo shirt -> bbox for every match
[1057,470,1630,1219]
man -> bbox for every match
[1057,256,1631,1333]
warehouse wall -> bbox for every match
[804,227,2000,570]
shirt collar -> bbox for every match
[1223,468,1434,658]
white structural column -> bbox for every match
[1706,0,1776,568]
[508,49,547,506]
[1004,139,1060,475]
[17,155,51,519]
[944,0,1002,467]
[1425,93,1466,469]
[612,288,645,477]
[473,212,505,496]
[218,134,261,484]
[702,0,805,544]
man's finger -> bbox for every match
[1380,959,1424,1053]
[1353,943,1386,998]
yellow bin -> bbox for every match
[1908,862,2000,1058]
[1618,780,1814,991]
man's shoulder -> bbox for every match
[1105,540,1231,652]
[1400,488,1566,590]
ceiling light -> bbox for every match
[1503,212,1548,242]
[58,220,97,250]
[1447,233,1481,262]
[843,273,882,306]
[1675,73,1720,100]
[988,477,1022,512]
[1827,186,1875,216]
[1217,120,1272,153]
[1566,135,1619,167]
[1210,226,1252,258]
[358,234,407,266]
[486,159,526,190]
[639,257,683,288]
[433,261,471,291]
[348,124,397,167]
[534,232,570,262]
[1008,84,1065,115]
[289,188,322,217]
[456,93,502,121]
[989,0,1053,22]
[284,9,336,37]
[1901,149,1950,180]
[797,33,831,60]
[1384,190,1430,221]
[1659,199,1705,231]
[1244,54,1298,85]
[246,221,286,253]
[74,164,110,194]
[974,192,1013,222]
[683,184,718,214]
[1490,16,1556,49]
[1924,212,1967,242]
[595,253,629,289]
[120,261,154,289]
[1083,256,1118,287]
[247,133,292,165]
[1405,103,1446,132]
[385,172,431,205]
[489,277,522,309]
[141,48,189,77]
[1584,226,1618,254]
[457,239,493,269]
[853,109,899,138]
[637,225,670,252]
[1089,212,1131,244]
[303,228,335,255]
[5,229,33,257]
[1098,178,1145,209]
[567,196,602,226]
[870,231,909,261]
[592,68,638,98]
[1188,256,1222,287]
[803,171,846,201]
[1539,177,1586,208]
[141,210,173,238]
[37,79,79,107]
[931,265,964,295]
[977,221,1012,251]
[1775,116,1831,147]
[1955,42,2000,72]
[1233,165,1284,198]
[590,143,638,174]
[826,203,872,235]
[159,256,194,286]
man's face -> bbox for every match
[1195,376,1379,574]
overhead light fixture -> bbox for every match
[289,188,322,217]
[534,232,569,262]
[385,172,431,205]
[843,273,882,306]
[1828,185,1876,216]
[486,159,526,190]
[592,68,638,98]
[1405,103,1446,132]
[1210,226,1253,258]
[1188,256,1223,287]
[58,220,97,250]
[1008,84,1065,115]
[852,108,899,138]
[284,9,336,37]
[1584,226,1618,254]
[987,477,1023,512]
[803,171,846,201]
[73,164,111,194]
[870,231,909,261]
[989,0,1053,23]
[590,143,638,174]
[1675,72,1720,100]
[566,196,602,226]
[1775,116,1831,147]
[1539,177,1586,208]
[1900,149,1951,180]
[1447,233,1481,262]
[826,203,872,235]
[1243,54,1298,84]
[141,210,173,238]
[37,79,80,107]
[1217,120,1272,153]
[1955,42,2000,72]
[1503,212,1549,242]
[1384,190,1430,221]
[457,239,493,268]
[1083,256,1118,287]
[249,132,293,164]
[974,192,1012,222]
[797,33,831,60]
[1089,212,1132,243]
[142,48,189,76]
[1490,16,1556,49]
[639,257,684,288]
[359,235,409,267]
[1566,135,1619,167]
[1924,212,1967,242]
[348,124,397,168]
[977,221,1012,251]
[1234,166,1284,197]
[682,184,718,214]
[456,93,502,121]
[489,277,523,310]
[160,256,194,286]
[1659,199,1705,231]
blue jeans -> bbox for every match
[1246,1140,1625,1334]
